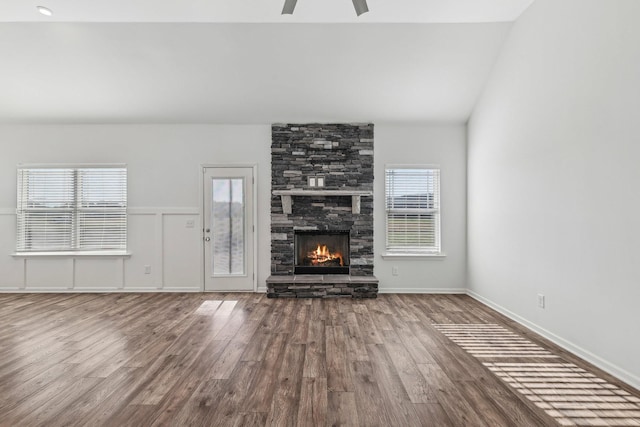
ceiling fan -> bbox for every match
[282,0,369,16]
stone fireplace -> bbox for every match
[267,123,378,298]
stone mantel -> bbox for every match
[273,189,373,214]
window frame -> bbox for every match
[15,163,128,256]
[384,164,443,257]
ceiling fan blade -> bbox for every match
[352,0,369,16]
[282,0,298,15]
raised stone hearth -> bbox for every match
[266,275,378,299]
[269,123,378,298]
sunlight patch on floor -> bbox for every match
[485,362,640,426]
[195,300,223,315]
[433,323,558,358]
[435,324,640,426]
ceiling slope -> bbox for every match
[1,0,534,24]
[0,23,512,124]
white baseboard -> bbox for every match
[130,287,201,292]
[256,286,465,294]
[0,287,202,293]
[467,290,640,391]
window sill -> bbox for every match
[381,252,446,260]
[12,251,131,258]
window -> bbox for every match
[385,166,441,254]
[16,165,127,253]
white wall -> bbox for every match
[375,124,467,292]
[0,123,468,293]
[0,124,272,291]
[468,0,640,388]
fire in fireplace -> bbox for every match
[305,244,344,267]
[294,230,350,274]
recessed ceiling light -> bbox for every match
[37,6,53,16]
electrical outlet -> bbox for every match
[537,294,545,309]
[392,266,399,276]
[144,265,151,274]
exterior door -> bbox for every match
[203,167,254,291]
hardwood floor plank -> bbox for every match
[243,333,288,413]
[274,299,296,333]
[233,412,268,427]
[257,298,285,333]
[265,343,305,426]
[241,332,273,362]
[0,293,637,427]
[303,319,326,379]
[455,380,519,427]
[0,358,78,414]
[72,367,149,427]
[352,302,384,345]
[231,301,271,346]
[290,303,310,344]
[47,367,140,427]
[411,402,454,427]
[407,321,481,382]
[168,378,229,426]
[327,391,360,427]
[129,354,183,405]
[5,376,103,426]
[389,294,421,322]
[471,372,559,427]
[296,377,328,427]
[343,312,369,362]
[209,340,247,380]
[198,360,261,427]
[326,325,353,392]
[350,361,394,427]
[101,404,159,427]
[389,315,438,365]
[146,338,233,426]
[366,343,424,426]
[309,298,327,321]
[417,363,489,427]
[327,300,342,326]
[368,305,394,331]
[381,329,436,404]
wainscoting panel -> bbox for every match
[0,213,24,288]
[124,213,157,289]
[75,258,124,290]
[162,213,201,289]
[0,209,202,292]
[25,258,74,289]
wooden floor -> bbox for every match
[0,293,638,427]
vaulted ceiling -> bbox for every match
[1,0,534,23]
[0,0,534,124]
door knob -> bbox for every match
[205,228,210,233]
[204,237,211,242]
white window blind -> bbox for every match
[385,167,440,253]
[16,166,127,252]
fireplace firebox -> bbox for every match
[294,230,350,274]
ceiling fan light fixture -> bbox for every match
[281,0,298,15]
[352,0,369,16]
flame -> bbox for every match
[308,244,343,266]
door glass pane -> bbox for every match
[211,178,245,275]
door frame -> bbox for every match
[199,164,258,292]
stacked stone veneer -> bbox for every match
[270,123,376,298]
